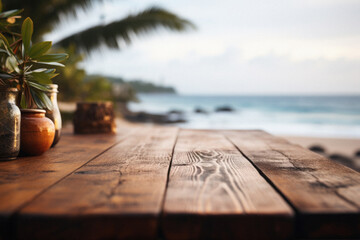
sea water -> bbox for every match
[129,94,360,138]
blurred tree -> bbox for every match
[112,83,139,103]
[82,76,114,101]
[2,1,195,105]
[54,45,86,101]
[2,0,195,54]
[55,45,139,103]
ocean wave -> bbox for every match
[129,94,360,138]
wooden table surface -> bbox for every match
[0,125,359,240]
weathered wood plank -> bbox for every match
[162,129,293,240]
[225,130,360,239]
[0,127,135,239]
[14,126,178,240]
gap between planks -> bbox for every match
[161,129,294,240]
[224,130,360,239]
[13,126,179,240]
[224,132,299,213]
[0,126,140,239]
[14,127,141,214]
[157,128,180,239]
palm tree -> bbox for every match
[2,0,195,53]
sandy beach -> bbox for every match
[282,135,360,171]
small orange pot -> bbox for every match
[20,109,55,156]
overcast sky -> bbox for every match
[45,0,360,95]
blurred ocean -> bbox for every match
[128,94,360,138]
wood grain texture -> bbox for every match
[225,130,360,239]
[0,127,133,239]
[162,129,293,240]
[15,126,178,240]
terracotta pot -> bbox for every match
[20,109,55,156]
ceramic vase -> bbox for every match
[20,109,55,156]
[45,84,62,147]
[0,88,20,160]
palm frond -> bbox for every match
[55,7,196,53]
[2,0,97,38]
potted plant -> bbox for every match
[0,6,68,158]
[0,6,24,160]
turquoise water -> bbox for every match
[129,94,360,138]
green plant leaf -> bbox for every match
[30,88,45,109]
[29,71,58,84]
[20,92,27,109]
[37,90,53,110]
[0,9,23,19]
[0,38,16,57]
[0,48,8,54]
[43,68,56,74]
[22,83,34,109]
[0,1,2,13]
[30,88,52,110]
[21,17,33,54]
[36,61,65,67]
[35,53,68,62]
[29,73,52,84]
[0,73,14,79]
[27,81,49,92]
[28,41,52,59]
[0,34,10,48]
[5,55,19,73]
[29,68,47,73]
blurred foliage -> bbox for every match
[83,75,115,101]
[82,76,139,103]
[2,0,194,104]
[89,75,176,94]
[54,45,138,103]
[2,0,95,41]
[111,82,139,103]
[53,45,85,101]
[3,1,195,54]
[0,9,68,109]
[127,80,176,94]
[56,7,196,54]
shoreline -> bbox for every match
[59,101,360,170]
